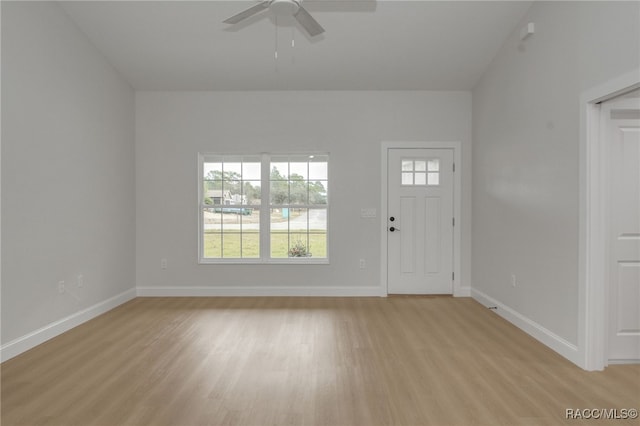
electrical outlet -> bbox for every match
[77,274,84,288]
[58,281,65,294]
[511,274,517,288]
[359,259,366,269]
[161,258,168,269]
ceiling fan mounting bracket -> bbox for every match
[270,0,300,17]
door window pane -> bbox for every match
[400,157,441,186]
[415,160,427,171]
[402,172,413,185]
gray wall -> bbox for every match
[1,1,136,344]
[472,1,640,345]
[6,0,637,368]
[135,91,472,293]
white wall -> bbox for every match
[1,2,136,347]
[136,91,471,294]
[472,1,639,352]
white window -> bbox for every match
[401,158,440,186]
[199,153,328,263]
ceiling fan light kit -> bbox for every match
[224,0,325,37]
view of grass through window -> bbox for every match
[201,154,328,261]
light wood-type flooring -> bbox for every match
[2,297,639,426]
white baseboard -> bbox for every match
[471,288,581,367]
[1,288,137,362]
[136,286,385,297]
[608,359,640,365]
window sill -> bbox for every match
[199,258,330,265]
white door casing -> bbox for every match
[602,97,640,362]
[580,70,640,371]
[386,148,454,294]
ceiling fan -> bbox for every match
[223,0,325,37]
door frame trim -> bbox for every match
[579,68,640,371]
[380,141,462,296]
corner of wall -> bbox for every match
[0,288,136,363]
[471,288,581,367]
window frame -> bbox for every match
[198,152,329,265]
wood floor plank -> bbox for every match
[2,297,639,426]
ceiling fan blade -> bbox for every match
[223,1,270,24]
[294,6,324,37]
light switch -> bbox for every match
[361,208,377,218]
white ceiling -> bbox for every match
[59,1,533,90]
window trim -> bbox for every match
[198,152,329,265]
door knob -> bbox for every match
[389,226,399,232]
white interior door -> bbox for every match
[603,95,640,362]
[387,148,454,294]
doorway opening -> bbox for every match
[580,69,640,370]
